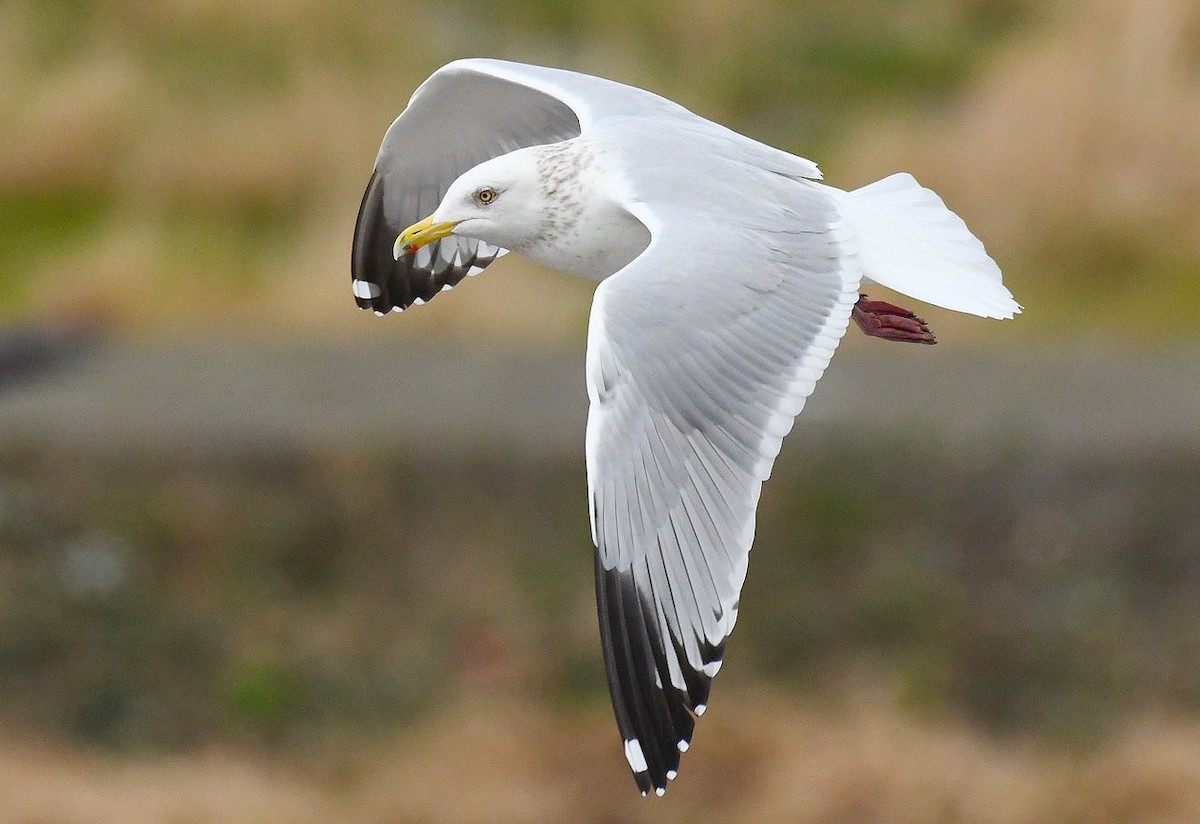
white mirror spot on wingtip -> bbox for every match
[623,738,648,773]
[352,279,381,299]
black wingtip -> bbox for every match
[351,169,394,314]
[596,558,708,796]
[351,169,500,315]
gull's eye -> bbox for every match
[474,187,497,205]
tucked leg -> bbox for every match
[852,294,937,344]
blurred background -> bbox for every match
[2,0,1200,821]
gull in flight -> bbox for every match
[351,58,1020,796]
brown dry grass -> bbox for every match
[5,693,1200,823]
[4,0,1198,342]
[846,0,1200,338]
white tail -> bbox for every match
[826,173,1021,319]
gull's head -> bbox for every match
[394,148,547,260]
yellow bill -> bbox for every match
[393,215,459,259]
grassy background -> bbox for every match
[4,0,1200,820]
[4,0,1199,342]
[3,434,1200,821]
[4,442,1199,751]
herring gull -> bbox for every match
[351,58,1020,796]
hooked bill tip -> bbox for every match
[392,238,415,261]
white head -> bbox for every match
[393,140,647,279]
[394,146,553,257]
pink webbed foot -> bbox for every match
[852,294,937,345]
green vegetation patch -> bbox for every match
[1,436,1199,754]
[0,187,112,302]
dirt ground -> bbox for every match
[5,693,1200,824]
